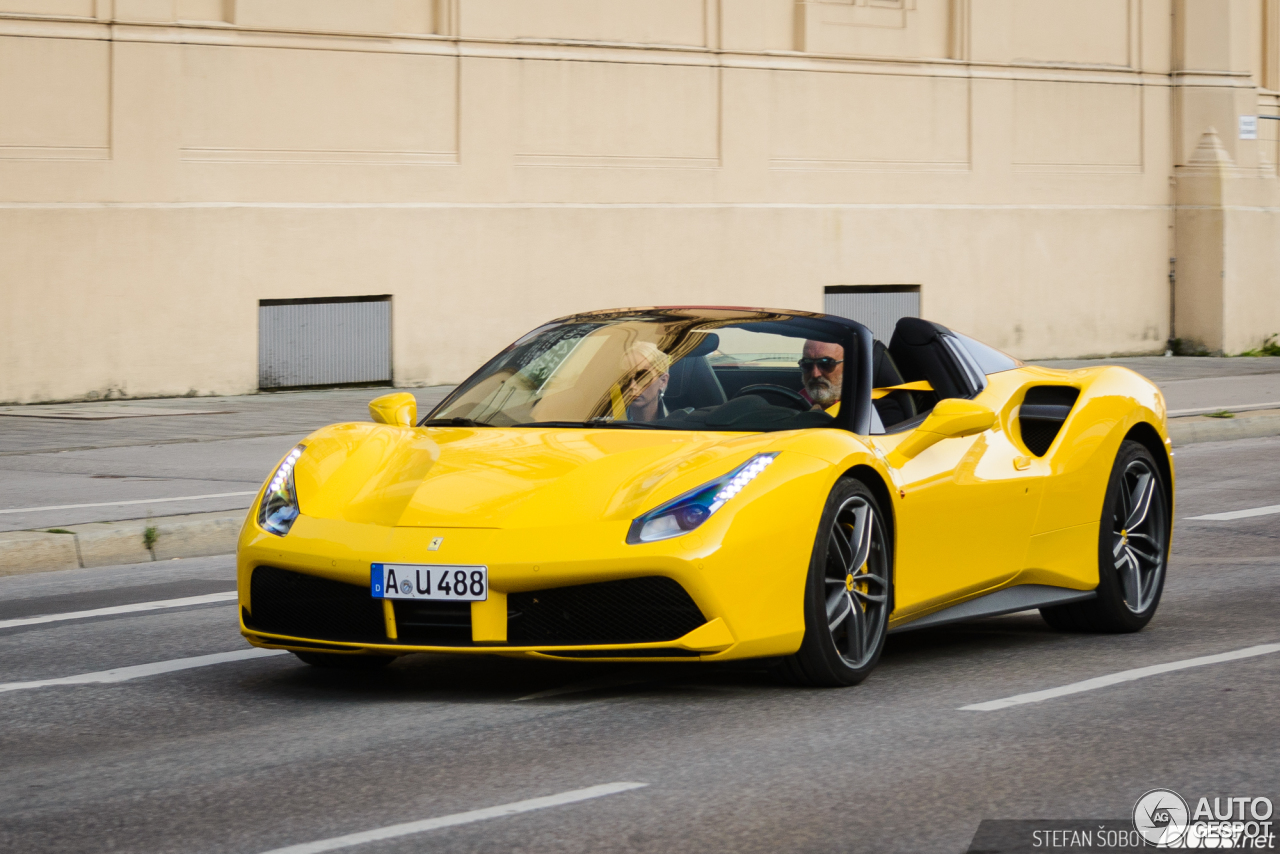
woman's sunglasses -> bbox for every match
[797,357,843,373]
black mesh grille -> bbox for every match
[508,576,706,645]
[1019,419,1060,457]
[246,566,387,644]
[393,600,472,643]
[1019,386,1080,456]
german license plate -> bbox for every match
[371,563,488,602]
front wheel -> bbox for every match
[1041,440,1170,633]
[782,478,893,687]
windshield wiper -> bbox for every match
[419,417,492,428]
[512,420,679,430]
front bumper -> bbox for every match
[236,505,817,662]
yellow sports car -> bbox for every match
[237,307,1173,686]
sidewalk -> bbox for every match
[2,357,1278,575]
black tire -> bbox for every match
[1041,440,1170,633]
[293,651,396,670]
[782,478,893,687]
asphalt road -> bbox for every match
[1,435,1277,854]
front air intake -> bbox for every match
[245,566,388,644]
[507,576,706,645]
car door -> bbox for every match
[870,321,1044,618]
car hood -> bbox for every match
[291,423,781,529]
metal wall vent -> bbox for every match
[823,285,921,344]
[258,295,392,389]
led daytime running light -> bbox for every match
[627,452,778,544]
[709,454,774,513]
[269,447,303,493]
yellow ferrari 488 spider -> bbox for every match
[237,307,1173,686]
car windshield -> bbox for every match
[427,309,855,432]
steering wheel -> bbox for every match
[731,384,812,411]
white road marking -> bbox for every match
[0,491,256,515]
[0,592,237,630]
[257,782,649,854]
[1186,504,1280,521]
[960,643,1280,711]
[0,648,287,694]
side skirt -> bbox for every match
[888,584,1096,634]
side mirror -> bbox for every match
[368,392,417,428]
[886,398,996,467]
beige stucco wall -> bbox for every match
[0,0,1276,403]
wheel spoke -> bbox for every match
[826,587,851,630]
[1127,544,1160,566]
[828,524,855,574]
[849,571,887,587]
[1124,471,1155,531]
[846,592,865,662]
[1120,550,1143,607]
[850,504,874,572]
[1127,531,1160,548]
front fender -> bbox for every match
[1033,366,1169,535]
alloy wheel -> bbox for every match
[1111,458,1167,614]
[824,495,890,669]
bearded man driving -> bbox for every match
[799,340,844,411]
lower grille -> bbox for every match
[393,600,472,643]
[508,576,706,645]
[245,566,387,644]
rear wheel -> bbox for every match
[293,651,396,670]
[783,478,892,687]
[1041,440,1169,633]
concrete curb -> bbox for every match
[0,510,246,577]
[1168,408,1280,445]
[2,411,1278,578]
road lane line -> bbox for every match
[0,491,256,514]
[0,592,237,630]
[960,643,1280,711]
[0,648,287,694]
[1186,504,1280,521]
[257,782,649,854]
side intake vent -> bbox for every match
[1019,386,1080,456]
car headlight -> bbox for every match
[257,444,305,536]
[627,453,778,544]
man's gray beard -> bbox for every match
[806,377,839,407]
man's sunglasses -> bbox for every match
[797,357,843,373]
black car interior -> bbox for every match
[659,316,987,434]
[664,334,728,412]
